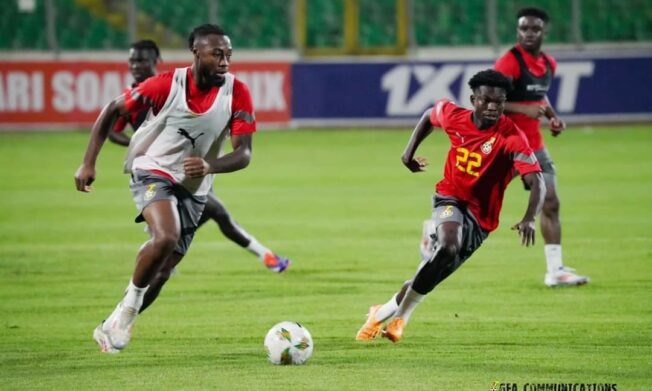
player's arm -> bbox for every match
[108,117,131,147]
[512,172,545,246]
[543,96,566,137]
[401,108,433,172]
[184,78,255,178]
[183,133,252,177]
[495,55,546,119]
[504,102,547,119]
[74,95,128,192]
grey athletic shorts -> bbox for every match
[518,147,556,190]
[130,170,207,255]
[423,194,489,265]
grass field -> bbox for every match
[1,126,651,390]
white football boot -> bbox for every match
[544,267,590,287]
[93,322,120,354]
[93,303,138,353]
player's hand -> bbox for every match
[523,105,546,119]
[511,219,536,247]
[183,157,210,177]
[403,156,429,172]
[74,164,96,193]
[549,117,566,137]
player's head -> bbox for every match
[516,7,549,52]
[188,24,231,89]
[468,69,512,129]
[128,40,160,83]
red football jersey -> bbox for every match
[494,44,557,150]
[430,99,541,232]
[122,68,256,136]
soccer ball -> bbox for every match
[264,321,313,365]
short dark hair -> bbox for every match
[188,24,226,50]
[517,7,550,23]
[468,69,512,92]
[130,39,161,60]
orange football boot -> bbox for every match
[383,317,405,343]
[355,305,383,341]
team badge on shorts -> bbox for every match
[481,137,496,155]
[439,205,454,219]
[144,184,157,201]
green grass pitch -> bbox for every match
[1,126,651,390]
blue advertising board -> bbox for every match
[292,56,652,124]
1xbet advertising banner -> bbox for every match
[0,61,291,128]
[292,56,652,123]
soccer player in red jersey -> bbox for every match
[74,24,279,353]
[108,40,160,146]
[109,41,290,280]
[356,69,545,343]
[495,7,589,287]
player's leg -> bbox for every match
[201,192,290,272]
[357,220,439,340]
[94,172,204,353]
[382,219,463,342]
[357,199,481,342]
[132,200,182,286]
[139,251,184,314]
[95,199,180,353]
[198,192,250,246]
[138,186,207,313]
[355,281,410,341]
[536,148,589,287]
[384,198,489,342]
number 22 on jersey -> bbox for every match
[455,147,482,177]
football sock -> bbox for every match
[105,303,122,326]
[544,244,563,273]
[247,239,271,260]
[393,287,425,324]
[375,294,399,322]
[123,279,149,310]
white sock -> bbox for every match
[247,238,271,260]
[122,279,149,311]
[105,303,122,326]
[394,287,425,324]
[544,244,563,273]
[374,294,399,322]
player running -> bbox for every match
[110,39,290,281]
[356,69,545,343]
[75,24,276,353]
[495,7,589,287]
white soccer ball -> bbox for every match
[264,321,313,365]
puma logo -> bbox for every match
[177,128,204,148]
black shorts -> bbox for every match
[130,170,207,255]
[425,194,489,264]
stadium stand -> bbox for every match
[358,0,398,47]
[137,0,292,48]
[1,0,651,50]
[1,0,128,49]
[305,0,344,48]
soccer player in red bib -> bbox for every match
[109,40,290,278]
[356,69,545,343]
[495,7,589,287]
[74,24,276,353]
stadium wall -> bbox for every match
[0,49,650,130]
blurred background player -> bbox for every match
[356,70,545,343]
[109,39,291,276]
[75,24,274,353]
[494,7,589,287]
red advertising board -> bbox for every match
[0,61,291,128]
